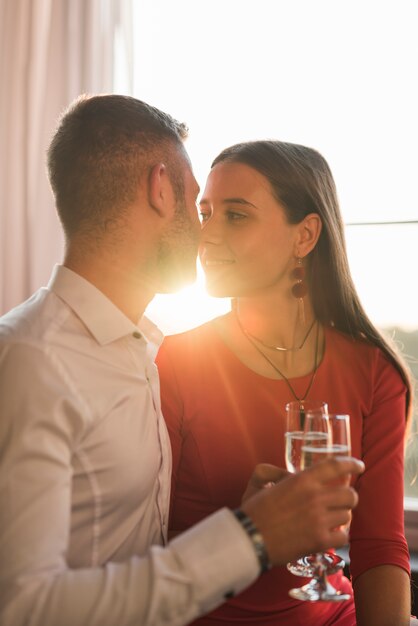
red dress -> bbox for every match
[156,321,410,625]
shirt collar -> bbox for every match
[47,265,164,347]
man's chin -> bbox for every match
[156,267,197,295]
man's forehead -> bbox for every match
[180,155,200,195]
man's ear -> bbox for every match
[148,162,176,218]
[295,213,322,257]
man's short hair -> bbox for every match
[47,94,189,238]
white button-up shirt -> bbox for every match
[0,265,259,626]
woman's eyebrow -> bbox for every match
[199,197,258,209]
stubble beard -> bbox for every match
[156,198,198,294]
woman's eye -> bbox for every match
[226,211,246,221]
[199,211,210,222]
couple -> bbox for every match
[0,94,411,626]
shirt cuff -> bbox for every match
[169,507,260,615]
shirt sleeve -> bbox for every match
[156,340,185,522]
[0,342,259,626]
[349,349,411,581]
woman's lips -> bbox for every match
[200,253,235,267]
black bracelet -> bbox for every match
[233,508,272,573]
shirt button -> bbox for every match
[132,331,142,339]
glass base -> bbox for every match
[289,578,351,602]
[287,552,345,577]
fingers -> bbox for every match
[327,485,359,510]
[288,481,357,531]
[242,464,290,502]
[323,526,350,550]
[288,482,357,553]
[303,457,364,484]
[241,458,363,564]
[250,463,290,487]
[242,459,363,565]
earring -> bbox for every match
[291,257,308,325]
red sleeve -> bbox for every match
[349,349,410,582]
[156,339,184,525]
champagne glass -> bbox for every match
[328,413,352,461]
[285,401,331,577]
[288,412,352,602]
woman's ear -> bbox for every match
[148,162,176,218]
[295,213,322,257]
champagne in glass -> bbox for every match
[300,408,332,470]
[329,413,352,458]
[300,432,331,468]
[302,414,351,475]
[285,401,328,473]
[285,430,304,474]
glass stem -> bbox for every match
[313,553,331,594]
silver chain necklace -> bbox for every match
[235,312,320,403]
[237,316,317,352]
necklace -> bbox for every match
[236,312,320,403]
[239,316,316,352]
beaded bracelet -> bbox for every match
[233,508,272,573]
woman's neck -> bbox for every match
[235,294,316,351]
[213,293,323,381]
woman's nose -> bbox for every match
[200,216,224,245]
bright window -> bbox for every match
[127,0,418,542]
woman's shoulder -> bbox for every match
[325,325,405,387]
[326,325,381,357]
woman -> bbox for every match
[156,140,413,625]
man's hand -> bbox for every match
[240,457,364,566]
[241,463,290,502]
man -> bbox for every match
[0,94,363,626]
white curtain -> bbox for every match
[0,0,133,315]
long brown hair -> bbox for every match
[212,140,413,420]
